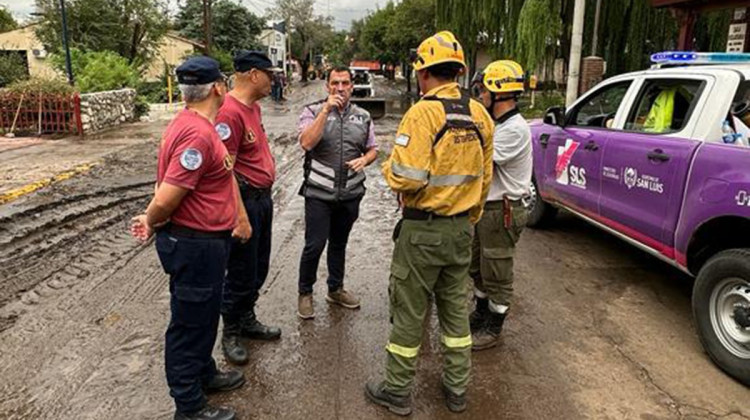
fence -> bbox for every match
[0,91,82,136]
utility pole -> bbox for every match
[203,0,212,55]
[591,0,601,56]
[58,0,74,85]
[566,0,586,107]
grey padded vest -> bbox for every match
[299,100,372,201]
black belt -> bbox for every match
[163,223,232,239]
[402,208,470,221]
[239,183,272,199]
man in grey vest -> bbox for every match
[296,66,378,319]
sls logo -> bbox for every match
[555,139,586,189]
[624,167,638,189]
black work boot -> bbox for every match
[174,404,236,420]
[364,380,412,416]
[472,311,507,351]
[441,383,467,413]
[239,311,281,341]
[221,321,249,365]
[469,297,489,332]
[204,368,245,393]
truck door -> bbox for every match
[598,78,705,254]
[541,81,633,214]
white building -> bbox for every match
[259,22,287,74]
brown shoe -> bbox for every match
[298,294,315,319]
[326,288,360,309]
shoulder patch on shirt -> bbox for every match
[395,134,410,147]
[180,148,203,171]
[215,123,231,141]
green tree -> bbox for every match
[34,0,168,65]
[175,0,264,53]
[0,7,18,33]
[516,0,562,73]
[270,0,335,81]
[351,0,435,84]
[0,53,28,87]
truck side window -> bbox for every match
[568,82,631,129]
[626,79,702,134]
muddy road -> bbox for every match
[0,79,748,420]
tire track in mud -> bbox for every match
[0,180,153,311]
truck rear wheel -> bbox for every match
[693,248,750,386]
[526,177,557,228]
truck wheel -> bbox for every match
[526,177,557,228]
[693,248,750,386]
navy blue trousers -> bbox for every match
[156,231,230,413]
[222,190,273,323]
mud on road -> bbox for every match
[0,79,748,420]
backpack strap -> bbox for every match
[424,93,484,148]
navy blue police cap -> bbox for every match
[233,50,282,73]
[176,56,224,85]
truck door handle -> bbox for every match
[540,133,550,148]
[647,149,670,162]
[584,141,599,151]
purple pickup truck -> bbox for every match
[528,55,750,385]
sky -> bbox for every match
[1,0,386,31]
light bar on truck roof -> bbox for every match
[651,51,750,65]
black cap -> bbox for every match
[233,50,281,73]
[176,56,224,85]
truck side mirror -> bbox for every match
[544,106,566,127]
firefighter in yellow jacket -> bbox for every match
[365,31,494,415]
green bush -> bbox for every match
[6,77,75,95]
[0,53,29,87]
[134,94,150,118]
[52,49,139,93]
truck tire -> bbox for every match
[526,177,557,228]
[693,248,750,386]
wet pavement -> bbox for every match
[0,79,748,420]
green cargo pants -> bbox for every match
[385,216,473,396]
[469,200,528,307]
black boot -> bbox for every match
[469,297,489,332]
[240,311,281,341]
[204,369,245,393]
[174,404,236,420]
[472,311,507,351]
[221,320,249,365]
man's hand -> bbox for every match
[346,156,367,173]
[232,218,252,243]
[130,214,153,242]
[324,94,345,113]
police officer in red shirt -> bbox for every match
[130,56,250,420]
[215,51,281,365]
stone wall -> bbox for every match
[79,88,136,133]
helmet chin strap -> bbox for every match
[484,92,516,112]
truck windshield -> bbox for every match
[353,72,370,85]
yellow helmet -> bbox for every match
[477,60,525,94]
[411,31,466,71]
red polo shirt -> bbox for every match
[157,108,237,232]
[215,94,276,188]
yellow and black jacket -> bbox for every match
[382,82,494,224]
